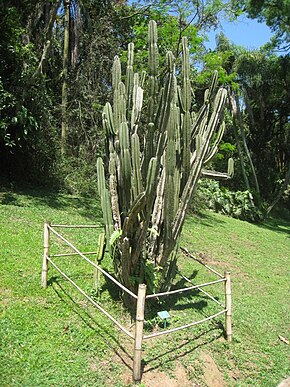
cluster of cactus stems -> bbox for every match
[97,21,233,297]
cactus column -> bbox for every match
[97,21,233,298]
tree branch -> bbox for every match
[121,4,152,20]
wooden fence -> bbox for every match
[42,222,232,382]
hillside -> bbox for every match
[0,186,289,386]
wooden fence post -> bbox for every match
[224,271,232,342]
[42,222,50,288]
[133,284,146,382]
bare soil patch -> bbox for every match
[200,351,225,387]
[141,364,192,387]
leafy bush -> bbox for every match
[55,152,98,196]
[194,179,264,222]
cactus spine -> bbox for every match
[97,21,233,297]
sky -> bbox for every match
[205,16,273,50]
[129,1,274,51]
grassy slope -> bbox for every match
[0,186,289,386]
[182,213,290,386]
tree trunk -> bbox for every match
[34,0,61,76]
[70,4,80,69]
[61,0,70,155]
[235,92,260,194]
[228,90,250,190]
[267,163,290,215]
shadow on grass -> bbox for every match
[0,191,25,206]
[151,269,220,313]
[186,210,226,228]
[99,274,124,302]
[141,269,223,338]
[142,325,224,374]
[141,272,225,373]
[144,271,203,320]
[50,276,224,377]
[47,267,225,372]
[257,216,290,237]
[0,184,102,221]
[50,277,133,371]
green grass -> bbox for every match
[0,185,289,386]
[181,213,290,386]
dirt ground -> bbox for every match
[121,350,226,386]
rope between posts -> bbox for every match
[180,247,224,279]
[145,278,226,299]
[177,271,225,308]
[51,224,103,228]
[48,225,138,300]
[50,251,99,257]
[47,256,134,339]
[143,309,227,339]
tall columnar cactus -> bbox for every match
[181,36,192,188]
[97,21,233,297]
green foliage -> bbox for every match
[215,141,236,160]
[232,0,290,50]
[0,3,60,182]
[196,179,264,222]
[199,32,289,210]
[0,1,135,186]
[0,7,39,147]
[196,41,239,88]
[0,81,18,147]
[1,0,287,218]
[55,152,98,195]
[234,51,290,200]
[143,261,163,293]
[121,10,203,74]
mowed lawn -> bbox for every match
[0,185,289,386]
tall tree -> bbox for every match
[61,0,70,155]
[232,0,290,51]
[235,50,290,201]
[0,1,135,186]
[198,31,289,210]
[0,1,60,182]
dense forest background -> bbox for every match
[1,0,289,218]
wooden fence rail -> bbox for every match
[47,256,134,339]
[180,246,225,279]
[51,224,103,228]
[143,309,227,339]
[145,278,226,299]
[177,271,226,308]
[50,251,99,257]
[42,222,232,383]
[47,224,138,300]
